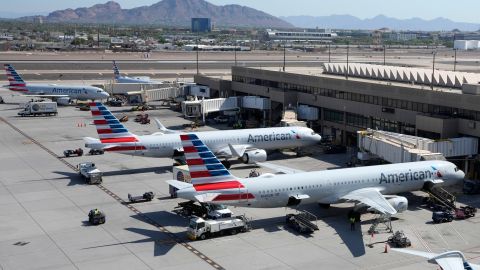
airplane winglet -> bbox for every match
[154,118,178,134]
[228,143,247,158]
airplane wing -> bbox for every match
[255,162,305,174]
[391,249,479,270]
[341,188,397,215]
[214,144,250,157]
[154,118,179,134]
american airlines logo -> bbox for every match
[247,131,299,143]
[52,88,82,94]
[379,169,434,184]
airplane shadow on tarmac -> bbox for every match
[299,204,366,257]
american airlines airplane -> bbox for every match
[113,61,157,84]
[3,64,109,104]
[84,102,321,166]
[168,134,465,215]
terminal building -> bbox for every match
[196,64,480,148]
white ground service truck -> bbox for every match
[18,101,57,116]
[78,162,102,184]
[187,215,250,240]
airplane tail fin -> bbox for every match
[89,102,138,144]
[4,64,27,92]
[112,61,120,78]
[180,134,243,186]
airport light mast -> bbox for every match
[431,49,437,90]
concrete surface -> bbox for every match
[0,94,480,270]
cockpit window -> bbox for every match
[454,167,458,172]
[97,90,102,93]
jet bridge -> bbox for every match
[357,129,478,164]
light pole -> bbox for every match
[346,43,349,80]
[283,41,286,72]
[234,39,237,66]
[454,48,457,72]
[431,49,437,90]
[383,44,386,65]
[193,20,199,75]
[328,43,331,63]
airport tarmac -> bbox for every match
[1,95,480,270]
[2,48,480,81]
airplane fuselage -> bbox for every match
[177,160,464,208]
[96,126,320,158]
[22,84,108,100]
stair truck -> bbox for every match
[187,215,250,240]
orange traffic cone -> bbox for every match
[384,243,389,253]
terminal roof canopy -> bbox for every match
[323,63,480,89]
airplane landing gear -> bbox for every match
[221,160,231,169]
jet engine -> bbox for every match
[56,97,71,105]
[241,149,267,164]
[385,195,408,213]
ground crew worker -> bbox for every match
[350,216,356,231]
[94,209,99,215]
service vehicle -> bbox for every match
[78,162,102,184]
[187,215,250,240]
[18,101,57,116]
[128,192,155,203]
[174,200,232,219]
[432,211,454,223]
[64,148,83,157]
[286,210,319,234]
[88,149,104,155]
[88,209,105,225]
[388,231,412,248]
[454,206,477,219]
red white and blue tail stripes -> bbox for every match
[112,61,120,77]
[181,134,255,200]
[4,64,28,92]
[89,103,144,151]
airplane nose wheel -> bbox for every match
[221,160,231,169]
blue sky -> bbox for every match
[2,0,480,23]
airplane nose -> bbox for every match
[102,92,110,98]
[459,170,465,180]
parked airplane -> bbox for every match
[168,134,464,214]
[113,61,156,84]
[84,102,321,166]
[391,249,479,270]
[3,64,109,104]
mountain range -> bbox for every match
[19,0,293,28]
[281,15,480,31]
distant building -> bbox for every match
[387,32,417,41]
[454,40,480,50]
[191,18,212,33]
[266,29,337,42]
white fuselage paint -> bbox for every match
[177,160,465,208]
[24,84,109,100]
[115,76,153,84]
[98,126,321,158]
